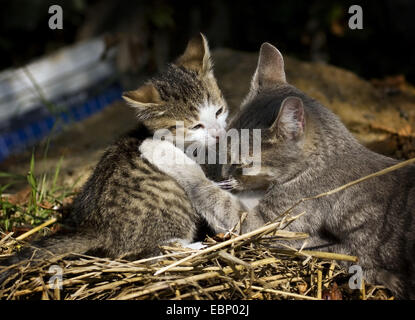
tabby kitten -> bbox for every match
[0,34,228,281]
[140,43,415,299]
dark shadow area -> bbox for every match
[0,0,414,83]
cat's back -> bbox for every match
[70,124,198,233]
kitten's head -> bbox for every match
[223,43,309,190]
[122,33,228,147]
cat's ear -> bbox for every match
[176,33,212,75]
[122,84,165,119]
[271,97,305,140]
[122,84,162,107]
[251,42,286,90]
[240,43,286,110]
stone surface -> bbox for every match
[1,48,415,191]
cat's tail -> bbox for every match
[0,232,99,286]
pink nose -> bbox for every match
[211,129,224,141]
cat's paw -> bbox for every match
[139,139,205,182]
[215,177,239,191]
[140,139,195,165]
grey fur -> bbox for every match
[142,43,415,299]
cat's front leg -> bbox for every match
[139,139,265,233]
[139,139,205,190]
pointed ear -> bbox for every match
[122,84,162,107]
[251,42,286,90]
[122,84,165,119]
[176,33,212,74]
[271,97,305,140]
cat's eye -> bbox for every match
[216,107,223,118]
[192,124,205,130]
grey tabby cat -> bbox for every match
[140,43,415,299]
[0,34,228,282]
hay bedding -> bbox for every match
[0,216,393,300]
[3,159,411,300]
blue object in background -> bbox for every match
[0,83,123,162]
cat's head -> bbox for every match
[122,33,228,147]
[223,43,310,190]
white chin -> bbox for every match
[185,138,217,148]
[206,137,218,147]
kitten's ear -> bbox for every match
[271,97,305,140]
[122,84,165,119]
[251,42,286,90]
[176,33,212,74]
[240,43,286,110]
[122,84,162,107]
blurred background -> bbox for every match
[1,0,414,161]
[1,0,415,81]
[0,0,415,233]
[0,0,414,161]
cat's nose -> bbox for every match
[211,128,225,140]
[209,129,219,138]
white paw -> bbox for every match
[183,241,207,250]
[139,139,205,181]
[140,139,195,166]
[166,239,207,250]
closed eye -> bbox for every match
[216,107,224,118]
[192,124,205,130]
